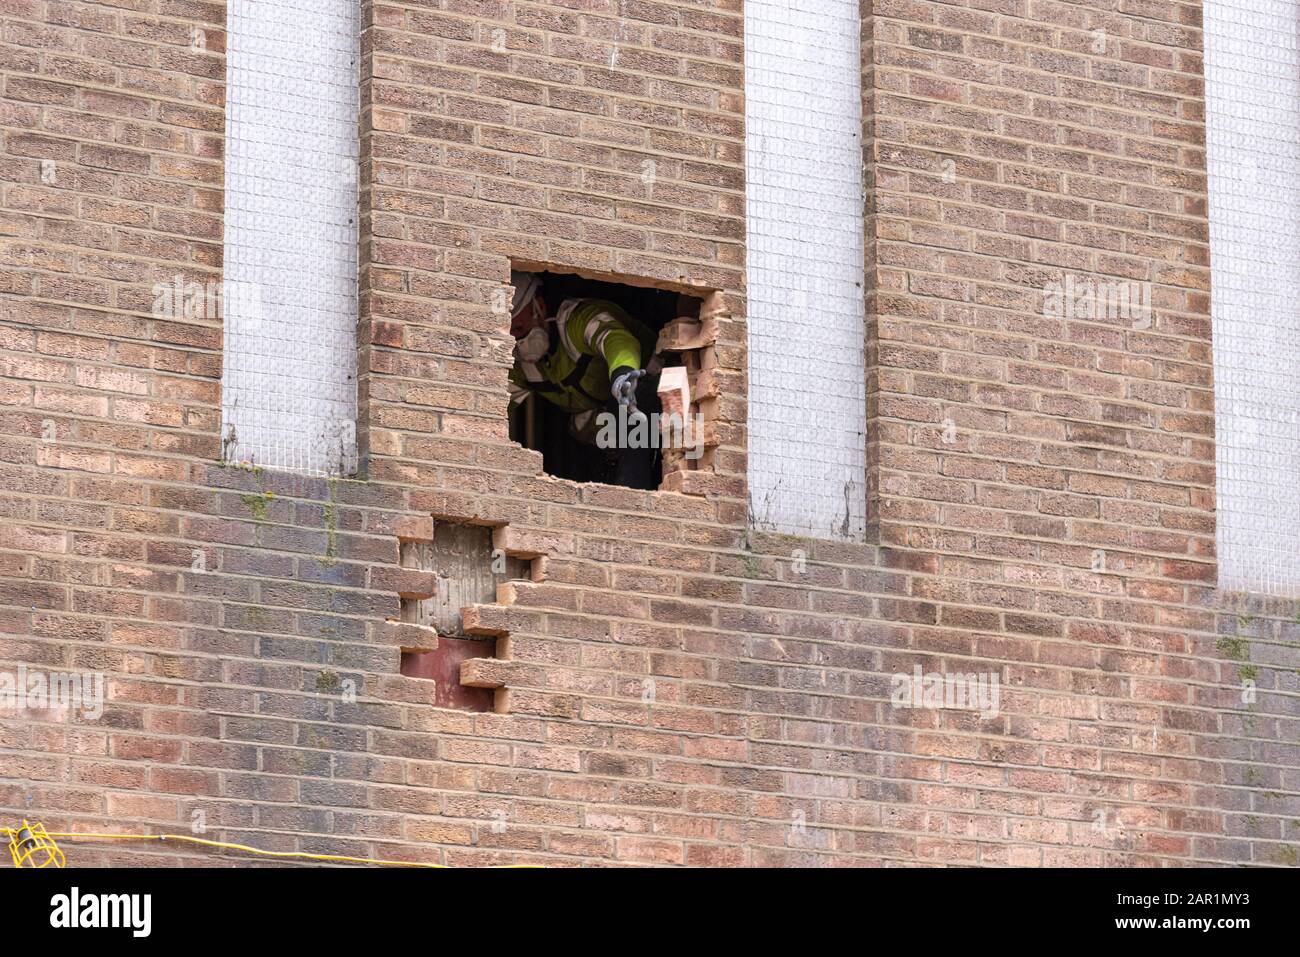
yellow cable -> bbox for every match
[3,827,540,869]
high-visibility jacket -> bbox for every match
[509,299,654,413]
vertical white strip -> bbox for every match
[1204,0,1300,596]
[222,0,360,475]
[745,0,868,541]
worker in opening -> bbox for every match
[508,271,657,488]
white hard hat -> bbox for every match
[511,271,540,320]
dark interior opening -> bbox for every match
[508,270,703,489]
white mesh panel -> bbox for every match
[1204,0,1300,596]
[221,0,360,475]
[745,0,868,541]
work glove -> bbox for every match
[610,367,646,408]
[611,367,648,428]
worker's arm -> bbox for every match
[561,306,642,374]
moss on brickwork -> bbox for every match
[239,491,273,522]
[323,478,339,566]
[1216,635,1247,661]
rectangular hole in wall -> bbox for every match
[505,270,709,490]
[398,522,530,712]
[399,643,497,712]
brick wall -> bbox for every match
[0,0,1295,867]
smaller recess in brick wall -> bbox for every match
[505,268,721,492]
[397,521,530,712]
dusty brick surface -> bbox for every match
[0,0,1295,867]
